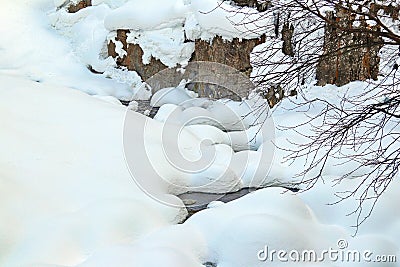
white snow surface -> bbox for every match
[0,0,134,99]
[50,0,268,72]
[0,74,186,266]
[103,0,268,39]
[1,1,399,267]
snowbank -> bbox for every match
[103,0,189,31]
[103,0,268,39]
[1,1,399,266]
[79,187,400,266]
[1,66,399,267]
[0,74,185,266]
[49,0,269,76]
[0,0,134,99]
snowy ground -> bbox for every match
[0,1,399,266]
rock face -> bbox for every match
[231,0,259,8]
[191,36,266,77]
[107,30,265,81]
[230,0,271,11]
[69,1,394,103]
[316,7,384,86]
[107,30,167,81]
[67,0,91,13]
[281,22,295,57]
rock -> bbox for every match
[108,31,265,100]
[191,35,265,77]
[142,62,254,100]
[370,3,400,20]
[178,187,300,219]
[281,22,294,57]
[316,6,383,86]
[107,30,167,81]
[108,31,265,79]
[67,0,91,13]
[230,0,271,11]
[263,85,285,108]
[182,199,197,206]
[231,0,259,8]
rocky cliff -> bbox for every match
[67,0,91,13]
[107,29,168,81]
[316,6,384,86]
[68,0,393,99]
[107,30,265,81]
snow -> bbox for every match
[190,0,268,39]
[92,94,123,105]
[77,187,400,267]
[0,0,134,99]
[50,0,269,73]
[126,28,195,67]
[104,0,189,31]
[127,100,139,111]
[1,0,399,266]
[123,98,276,194]
[2,65,400,267]
[0,74,186,266]
[150,81,195,107]
[103,0,268,39]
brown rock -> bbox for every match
[108,31,265,80]
[107,30,168,81]
[191,35,266,77]
[281,23,295,56]
[230,0,258,8]
[107,28,265,100]
[230,0,271,11]
[68,0,91,13]
[316,7,383,86]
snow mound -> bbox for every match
[103,0,268,39]
[79,187,400,266]
[49,0,268,76]
[104,0,189,31]
[0,74,185,266]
